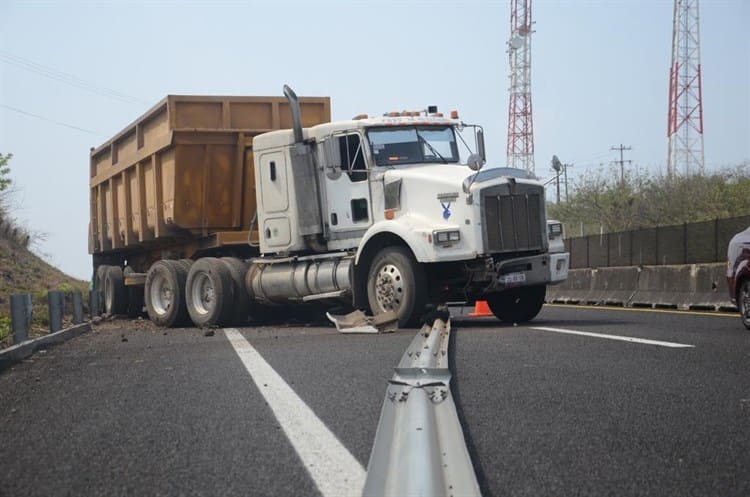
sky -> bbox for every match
[0,0,748,280]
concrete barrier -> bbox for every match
[631,265,693,309]
[589,267,640,306]
[548,263,735,311]
[548,268,593,304]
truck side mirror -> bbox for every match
[476,129,486,164]
[323,137,342,180]
[467,154,483,172]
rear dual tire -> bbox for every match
[101,265,127,316]
[186,258,234,328]
[145,260,190,327]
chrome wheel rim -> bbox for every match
[191,272,214,316]
[150,273,173,316]
[374,263,404,313]
[742,284,750,327]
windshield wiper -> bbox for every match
[416,132,448,164]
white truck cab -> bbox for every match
[246,86,570,326]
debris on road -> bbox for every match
[326,310,398,334]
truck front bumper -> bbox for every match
[549,252,570,285]
[481,252,569,292]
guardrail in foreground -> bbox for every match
[363,311,481,497]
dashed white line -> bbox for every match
[529,326,695,348]
[224,328,366,497]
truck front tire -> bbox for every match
[186,258,233,328]
[145,260,189,327]
[366,246,427,328]
[486,285,546,324]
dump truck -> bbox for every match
[89,86,569,328]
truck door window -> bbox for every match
[351,198,369,222]
[337,134,367,182]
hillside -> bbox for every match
[0,236,88,347]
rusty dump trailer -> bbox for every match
[89,95,330,267]
[89,94,330,317]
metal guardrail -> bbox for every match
[5,291,90,347]
[363,313,481,497]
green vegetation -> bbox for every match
[0,152,87,348]
[547,163,750,236]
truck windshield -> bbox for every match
[367,126,459,166]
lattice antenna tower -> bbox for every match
[667,0,705,176]
[506,0,535,174]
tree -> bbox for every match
[547,162,750,236]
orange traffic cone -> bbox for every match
[469,300,493,317]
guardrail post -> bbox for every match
[72,292,84,324]
[10,294,33,344]
[48,291,63,333]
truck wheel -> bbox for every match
[220,257,251,326]
[739,280,750,330]
[94,265,109,316]
[186,258,233,328]
[178,259,194,273]
[103,266,128,316]
[486,285,546,324]
[145,260,189,327]
[366,246,427,328]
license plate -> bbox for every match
[500,272,526,285]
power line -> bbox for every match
[0,103,102,136]
[0,50,149,106]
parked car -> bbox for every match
[726,226,750,330]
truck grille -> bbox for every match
[482,185,545,253]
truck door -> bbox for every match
[321,133,372,243]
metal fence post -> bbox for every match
[10,294,33,344]
[586,235,590,268]
[683,222,688,264]
[714,218,719,263]
[72,292,84,324]
[48,291,63,333]
[655,226,660,266]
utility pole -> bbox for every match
[551,155,562,204]
[610,144,632,183]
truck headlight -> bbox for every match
[434,229,460,245]
[548,222,563,238]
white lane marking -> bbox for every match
[529,326,695,348]
[224,328,366,497]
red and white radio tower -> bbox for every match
[667,0,705,176]
[506,0,535,173]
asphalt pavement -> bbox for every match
[1,305,748,497]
